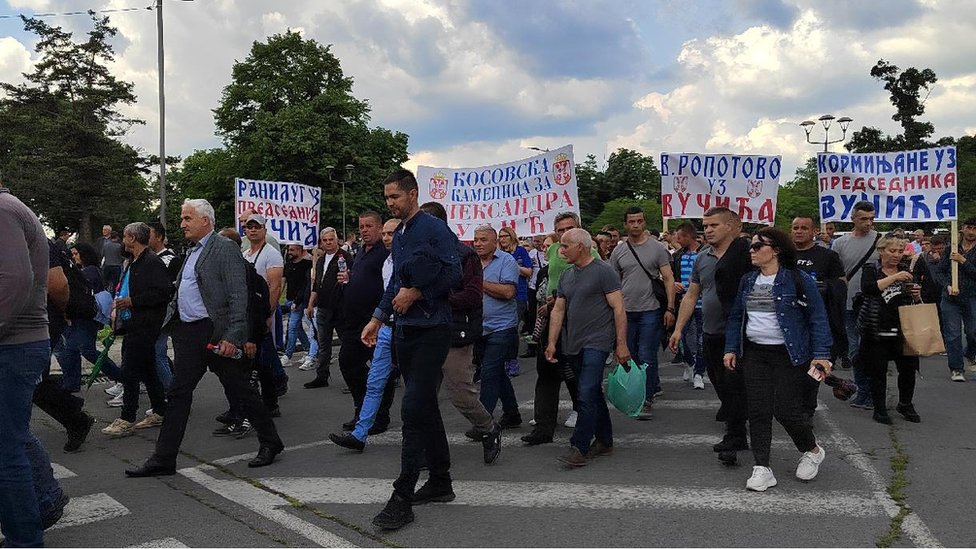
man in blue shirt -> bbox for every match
[473,226,522,428]
[361,170,461,530]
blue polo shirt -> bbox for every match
[482,249,519,335]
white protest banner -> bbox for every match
[817,146,957,222]
[235,178,321,247]
[660,152,782,224]
[416,145,579,239]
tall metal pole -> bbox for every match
[342,180,346,242]
[156,0,167,228]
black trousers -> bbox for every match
[151,319,281,467]
[861,337,918,411]
[531,327,579,437]
[339,325,395,426]
[741,342,817,467]
[702,332,747,438]
[314,307,339,381]
[120,331,167,422]
[392,324,452,499]
[33,321,89,432]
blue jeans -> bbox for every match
[681,308,706,376]
[352,325,395,441]
[57,318,121,391]
[941,294,976,372]
[627,309,662,396]
[274,306,284,350]
[154,334,173,391]
[284,303,310,359]
[845,309,871,400]
[568,348,613,455]
[0,339,55,547]
[477,327,519,417]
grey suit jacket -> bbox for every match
[163,232,249,346]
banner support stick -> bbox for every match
[952,219,959,293]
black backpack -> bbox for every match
[244,260,271,344]
[51,239,98,320]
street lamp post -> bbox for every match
[799,114,854,152]
[327,164,355,239]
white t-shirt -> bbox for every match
[745,273,785,345]
[382,254,394,289]
[244,242,284,282]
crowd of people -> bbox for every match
[2,168,973,544]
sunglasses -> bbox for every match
[749,241,772,252]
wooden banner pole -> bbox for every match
[952,219,959,293]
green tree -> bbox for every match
[0,13,149,239]
[576,148,661,226]
[774,158,820,230]
[177,30,409,233]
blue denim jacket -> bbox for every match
[724,268,832,366]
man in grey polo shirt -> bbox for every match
[670,207,752,464]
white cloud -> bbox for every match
[0,36,31,91]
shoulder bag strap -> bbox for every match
[626,240,659,282]
[845,234,882,281]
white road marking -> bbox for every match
[259,476,884,517]
[51,493,129,530]
[51,463,77,479]
[178,465,357,548]
[126,538,189,548]
[818,408,942,547]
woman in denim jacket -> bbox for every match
[723,227,833,492]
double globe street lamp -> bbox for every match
[327,164,355,241]
[799,114,854,152]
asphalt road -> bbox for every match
[27,344,976,548]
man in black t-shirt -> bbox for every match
[792,216,848,367]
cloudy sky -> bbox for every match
[1,0,974,182]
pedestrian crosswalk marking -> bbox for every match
[126,538,189,548]
[50,493,129,530]
[258,476,885,517]
[52,463,77,479]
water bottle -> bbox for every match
[337,256,348,283]
[119,308,132,322]
[207,342,243,360]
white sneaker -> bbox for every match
[951,370,966,382]
[101,418,135,437]
[299,357,316,371]
[134,413,164,430]
[529,418,537,426]
[746,466,777,491]
[682,365,693,381]
[563,411,578,428]
[106,392,124,407]
[104,382,123,397]
[146,408,154,416]
[693,374,705,390]
[796,445,826,481]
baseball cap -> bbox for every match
[246,214,267,226]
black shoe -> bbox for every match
[41,492,70,529]
[368,423,388,436]
[464,427,489,441]
[372,494,414,530]
[341,418,357,431]
[712,434,749,452]
[215,410,237,425]
[267,405,281,418]
[213,421,250,437]
[247,443,284,468]
[274,376,289,397]
[873,410,893,425]
[896,403,921,423]
[717,450,738,466]
[498,413,522,429]
[412,481,456,505]
[520,431,553,446]
[482,427,502,464]
[329,432,365,452]
[125,461,176,478]
[304,377,329,389]
[64,414,95,453]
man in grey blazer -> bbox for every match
[126,199,284,476]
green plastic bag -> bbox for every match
[606,360,647,417]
